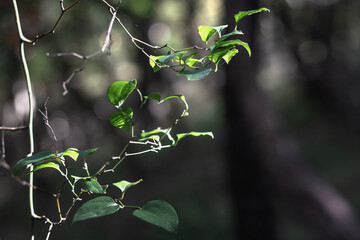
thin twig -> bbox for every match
[34,0,81,44]
[38,98,58,154]
[48,5,119,95]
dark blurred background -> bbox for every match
[1,0,360,239]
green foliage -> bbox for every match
[72,196,120,223]
[133,200,179,233]
[149,8,269,80]
[8,2,269,238]
[13,151,57,176]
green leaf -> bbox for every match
[222,49,239,64]
[72,196,119,223]
[78,148,99,159]
[198,26,217,44]
[61,148,79,161]
[133,200,179,233]
[211,39,251,57]
[149,55,166,72]
[113,179,143,193]
[107,80,137,108]
[28,162,61,175]
[157,52,186,65]
[83,178,106,194]
[175,132,214,145]
[216,30,243,43]
[208,46,234,63]
[13,151,57,176]
[235,8,270,27]
[198,25,228,44]
[177,67,212,81]
[109,106,133,131]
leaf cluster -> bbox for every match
[148,8,269,80]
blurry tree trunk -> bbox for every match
[224,0,360,239]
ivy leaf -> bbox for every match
[208,46,234,63]
[107,80,137,108]
[157,52,186,65]
[149,55,166,72]
[113,179,143,193]
[83,178,106,194]
[133,200,179,233]
[235,8,270,28]
[211,39,251,57]
[28,162,61,175]
[12,151,57,176]
[72,196,119,223]
[177,67,212,81]
[198,26,217,44]
[198,25,228,44]
[61,148,79,161]
[222,49,239,64]
[109,106,133,132]
[175,132,214,145]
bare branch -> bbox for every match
[48,5,119,95]
[38,98,58,154]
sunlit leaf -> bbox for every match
[107,80,137,108]
[235,8,270,27]
[198,26,217,44]
[149,55,166,72]
[83,178,106,194]
[13,151,57,176]
[113,179,143,193]
[109,106,133,131]
[198,25,228,44]
[72,196,119,223]
[222,49,239,64]
[177,67,212,81]
[208,46,234,63]
[61,148,79,161]
[133,200,179,233]
[175,132,214,145]
[28,162,61,175]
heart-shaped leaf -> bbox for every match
[73,196,119,223]
[107,80,137,108]
[133,200,179,233]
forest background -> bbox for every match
[1,0,360,239]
